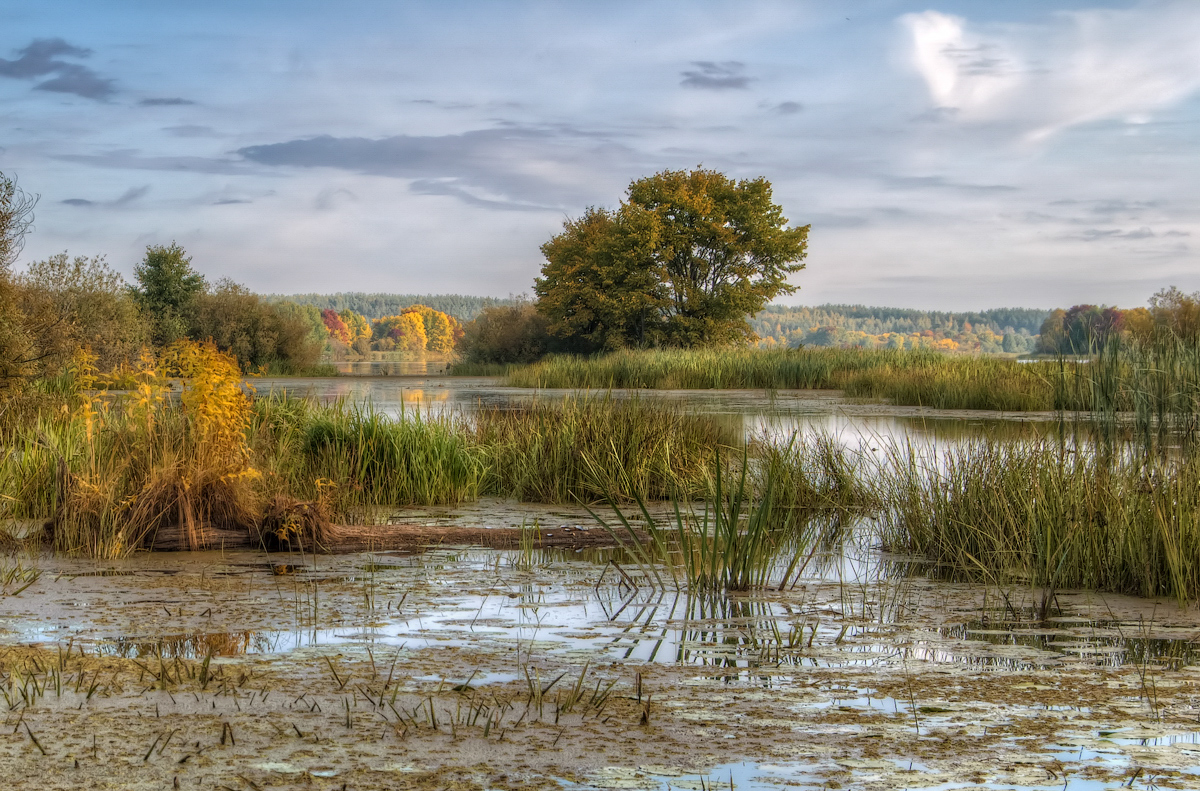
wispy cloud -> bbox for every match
[139,97,194,106]
[0,38,114,99]
[680,61,752,90]
[903,6,1200,139]
[61,185,149,208]
[236,126,630,209]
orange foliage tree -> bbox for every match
[321,309,351,344]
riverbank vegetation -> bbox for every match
[0,340,869,558]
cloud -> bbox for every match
[56,151,254,175]
[236,126,629,209]
[139,97,195,106]
[773,101,802,115]
[59,185,149,208]
[0,38,115,99]
[902,6,1200,139]
[213,198,251,205]
[883,175,1018,193]
[164,124,219,138]
[112,186,149,206]
[680,61,752,90]
[1078,226,1158,241]
[315,187,356,211]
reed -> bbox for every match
[504,347,1063,412]
[471,395,737,503]
[589,446,856,592]
[877,438,1200,602]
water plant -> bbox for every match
[588,448,846,592]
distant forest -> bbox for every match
[267,293,515,322]
[271,294,1048,354]
[751,304,1048,353]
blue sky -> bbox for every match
[3,0,1199,309]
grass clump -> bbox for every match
[877,439,1200,602]
[591,442,863,592]
[471,396,738,503]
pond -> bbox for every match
[258,373,1075,448]
[2,542,1197,789]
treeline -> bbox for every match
[320,305,462,356]
[2,244,330,384]
[751,304,1047,354]
[268,292,513,322]
[1037,288,1200,354]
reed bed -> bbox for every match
[470,396,737,503]
[504,347,1060,411]
[877,439,1200,602]
[3,342,867,555]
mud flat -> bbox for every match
[0,544,1196,789]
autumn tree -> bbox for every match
[339,310,371,344]
[536,168,809,349]
[402,305,459,353]
[372,313,427,353]
[321,309,352,344]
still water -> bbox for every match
[259,371,1074,448]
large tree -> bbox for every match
[536,168,809,349]
[132,242,206,345]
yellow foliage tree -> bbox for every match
[339,309,371,344]
[402,305,459,353]
[372,312,427,352]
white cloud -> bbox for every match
[903,4,1200,139]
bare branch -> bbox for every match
[0,171,40,272]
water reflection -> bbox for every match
[332,360,452,376]
[255,375,1076,447]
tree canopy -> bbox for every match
[536,168,809,350]
[133,243,207,345]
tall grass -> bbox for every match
[877,439,1200,602]
[505,347,1061,411]
[589,444,865,592]
[1051,333,1200,449]
[471,396,738,503]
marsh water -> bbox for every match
[2,372,1194,790]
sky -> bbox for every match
[3,0,1200,310]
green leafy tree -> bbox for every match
[133,243,206,345]
[459,301,558,364]
[191,282,323,372]
[536,168,809,349]
[536,207,665,352]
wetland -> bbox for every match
[3,364,1200,789]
